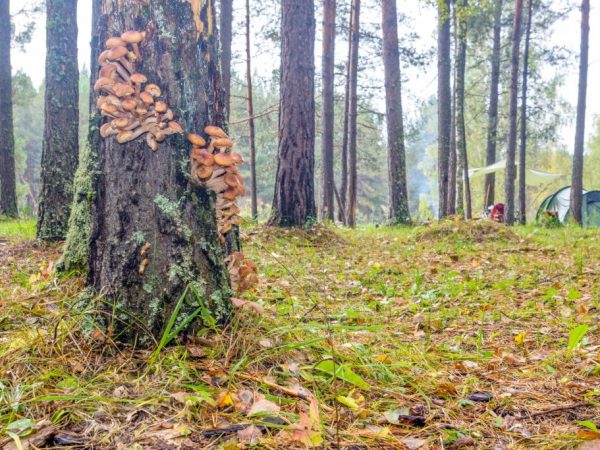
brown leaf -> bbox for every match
[247,397,280,416]
[237,425,262,445]
[579,441,600,450]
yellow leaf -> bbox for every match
[375,354,392,364]
[216,391,235,408]
[514,332,526,346]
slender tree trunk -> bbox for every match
[456,0,471,219]
[0,0,17,217]
[245,0,258,220]
[570,0,590,225]
[37,0,79,241]
[220,0,233,121]
[268,0,316,227]
[382,0,410,224]
[448,0,457,215]
[338,11,353,224]
[437,0,452,219]
[504,0,523,226]
[320,0,336,222]
[87,0,231,346]
[344,0,360,227]
[518,0,533,225]
[484,0,503,210]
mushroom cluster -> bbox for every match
[225,252,258,295]
[189,126,245,241]
[94,31,184,151]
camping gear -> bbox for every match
[491,203,504,223]
[536,187,600,227]
[564,190,600,227]
[536,186,580,223]
[469,159,562,187]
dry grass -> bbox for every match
[0,219,599,449]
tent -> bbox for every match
[536,187,600,227]
[564,190,600,227]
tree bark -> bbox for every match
[0,0,17,217]
[456,0,471,219]
[504,0,523,226]
[87,0,231,346]
[344,0,360,227]
[268,0,316,227]
[220,0,233,121]
[320,0,336,222]
[37,0,79,241]
[437,0,451,219]
[382,0,410,224]
[518,0,533,225]
[245,0,258,220]
[448,0,457,215]
[484,0,503,210]
[570,0,590,225]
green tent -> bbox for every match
[537,187,600,227]
[565,191,600,227]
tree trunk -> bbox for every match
[518,0,533,225]
[382,0,410,224]
[0,0,17,217]
[268,0,316,227]
[344,0,360,227]
[320,0,336,222]
[504,0,523,226]
[220,0,233,121]
[484,0,503,210]
[37,0,79,241]
[456,0,471,219]
[448,0,457,215]
[245,0,258,220]
[87,0,231,346]
[570,0,590,225]
[437,0,452,219]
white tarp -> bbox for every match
[468,159,562,186]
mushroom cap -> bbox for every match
[146,132,159,151]
[222,187,239,201]
[224,172,241,188]
[100,123,117,137]
[116,130,134,144]
[196,165,214,180]
[111,117,131,129]
[188,133,207,147]
[107,46,129,61]
[162,109,174,121]
[114,83,135,97]
[191,148,215,166]
[105,37,126,49]
[230,152,244,164]
[121,30,146,44]
[214,152,234,167]
[212,137,233,148]
[94,77,115,92]
[139,92,154,105]
[130,73,148,84]
[154,101,168,113]
[100,103,119,116]
[98,49,111,65]
[167,121,184,133]
[204,125,228,138]
[135,107,148,116]
[99,63,118,78]
[121,98,138,112]
[144,84,162,97]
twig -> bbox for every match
[515,402,590,420]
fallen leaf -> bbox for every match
[248,398,280,416]
[237,425,262,445]
[402,437,429,450]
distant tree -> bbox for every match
[518,0,533,225]
[268,0,316,226]
[570,0,590,224]
[37,0,79,240]
[382,0,410,224]
[484,0,503,209]
[456,0,471,219]
[245,0,258,220]
[504,0,523,226]
[448,0,457,215]
[344,0,360,227]
[338,5,353,223]
[437,0,451,219]
[220,0,233,121]
[0,0,17,217]
[320,0,336,222]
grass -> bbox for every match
[0,218,599,449]
[0,218,36,239]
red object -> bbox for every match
[491,203,505,223]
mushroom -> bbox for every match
[121,98,138,112]
[144,83,162,97]
[130,73,148,97]
[204,125,228,139]
[117,125,152,144]
[222,187,239,201]
[196,165,214,180]
[140,91,154,106]
[212,137,234,149]
[204,175,229,193]
[146,132,159,151]
[154,101,168,113]
[107,46,134,75]
[191,148,215,166]
[94,77,116,94]
[114,83,135,98]
[214,152,234,167]
[100,123,118,137]
[121,30,146,61]
[188,133,207,147]
[97,49,111,65]
[99,63,119,79]
[166,121,184,133]
[105,37,126,49]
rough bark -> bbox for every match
[504,0,523,226]
[37,0,79,241]
[484,0,503,209]
[268,0,316,227]
[219,0,233,121]
[382,0,410,224]
[86,0,231,346]
[518,0,532,225]
[320,0,336,222]
[437,0,452,219]
[245,0,257,220]
[344,0,360,227]
[448,0,457,215]
[456,0,471,219]
[570,0,589,225]
[0,0,17,217]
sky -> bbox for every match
[9,0,600,154]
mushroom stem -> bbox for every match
[114,62,131,81]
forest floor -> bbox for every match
[0,219,599,450]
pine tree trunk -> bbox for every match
[220,0,233,121]
[456,0,471,219]
[437,0,452,219]
[0,0,17,217]
[338,11,353,224]
[570,0,589,225]
[268,0,316,227]
[85,0,231,346]
[518,0,533,225]
[448,0,457,215]
[382,0,410,224]
[37,0,79,241]
[344,0,360,227]
[320,0,336,222]
[484,0,503,210]
[504,0,523,226]
[245,0,258,220]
